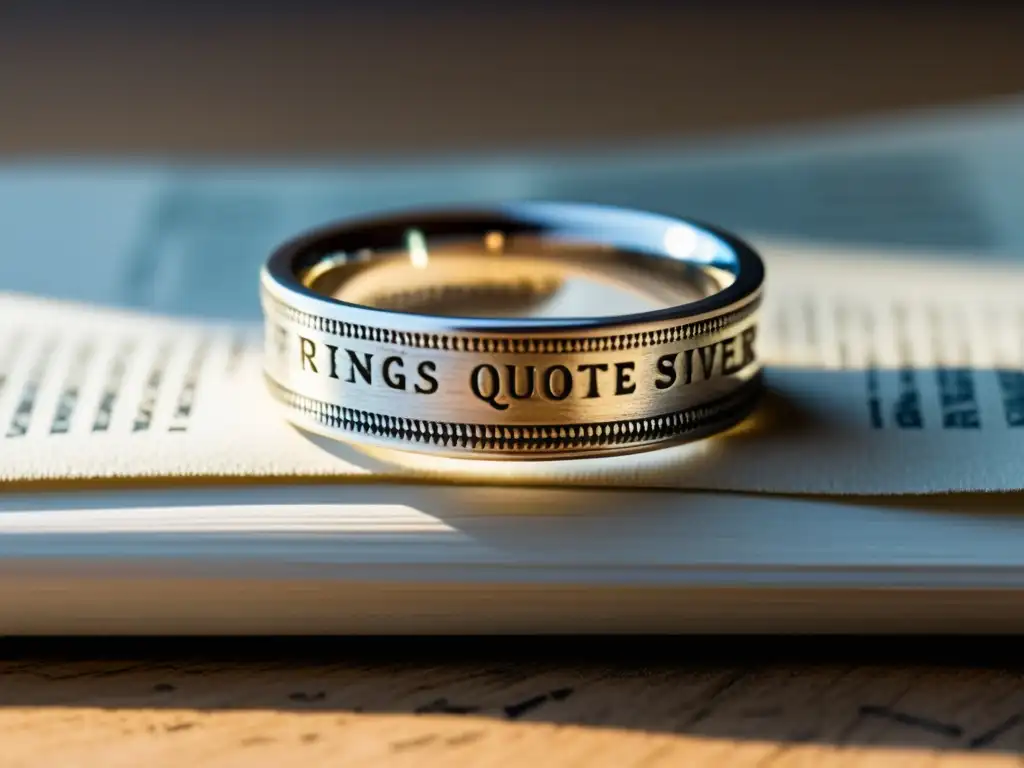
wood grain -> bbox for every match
[1,638,1023,766]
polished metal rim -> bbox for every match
[260,202,765,459]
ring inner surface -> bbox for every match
[300,230,736,320]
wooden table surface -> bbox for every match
[2,637,1022,766]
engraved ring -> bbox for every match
[260,202,765,459]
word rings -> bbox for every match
[260,202,765,459]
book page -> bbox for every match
[2,241,1023,495]
[4,99,1024,494]
[3,98,1024,320]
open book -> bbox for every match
[4,98,1024,633]
[3,241,1024,495]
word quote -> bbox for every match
[286,324,757,411]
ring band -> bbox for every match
[260,202,765,459]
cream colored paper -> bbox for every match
[2,240,1023,495]
[5,99,1024,494]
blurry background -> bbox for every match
[1,2,1023,157]
[2,2,1024,320]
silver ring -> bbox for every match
[260,202,765,459]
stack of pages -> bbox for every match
[3,98,1024,633]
